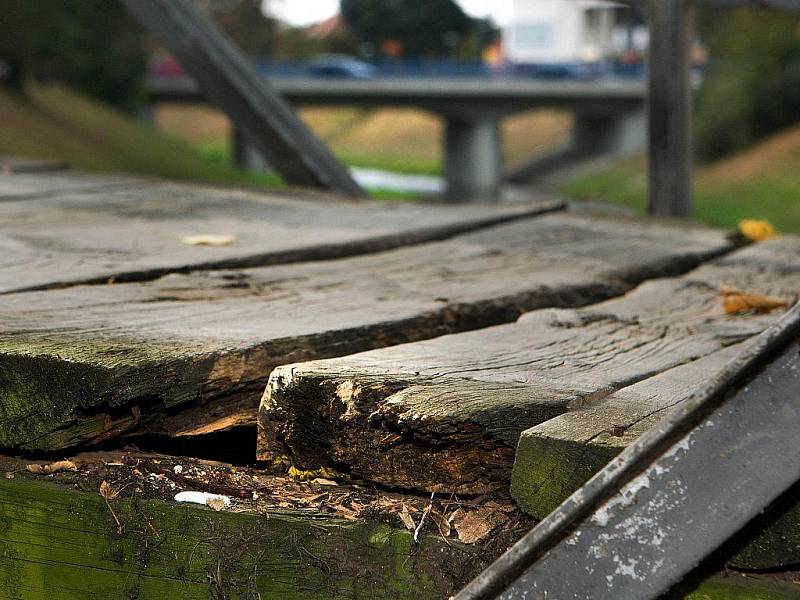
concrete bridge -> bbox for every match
[146,74,646,200]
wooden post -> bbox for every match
[123,0,366,198]
[647,0,694,218]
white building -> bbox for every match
[503,0,631,67]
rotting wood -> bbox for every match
[0,451,786,599]
[258,237,800,498]
[0,174,560,293]
[0,212,732,451]
[0,451,512,600]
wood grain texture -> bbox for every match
[0,213,730,451]
[259,237,800,495]
[0,175,559,293]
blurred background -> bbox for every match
[1,0,800,230]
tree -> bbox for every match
[210,0,279,57]
[340,0,482,58]
[0,0,146,112]
[694,7,800,161]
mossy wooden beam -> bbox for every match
[259,237,800,496]
[0,453,792,600]
[677,574,800,600]
[0,213,731,452]
[509,238,800,570]
[0,475,477,600]
[0,173,558,293]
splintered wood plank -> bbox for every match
[258,237,800,497]
[0,213,731,451]
[0,176,558,293]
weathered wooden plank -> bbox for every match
[258,237,799,497]
[0,452,506,600]
[0,176,559,293]
[509,343,746,520]
[0,213,731,451]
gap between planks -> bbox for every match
[0,212,733,452]
[0,172,564,294]
[258,237,800,496]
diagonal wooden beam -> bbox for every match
[122,0,366,197]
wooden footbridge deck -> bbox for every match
[2,167,800,598]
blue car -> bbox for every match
[307,55,375,79]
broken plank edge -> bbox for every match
[456,301,800,600]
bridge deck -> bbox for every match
[1,169,799,598]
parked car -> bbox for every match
[307,55,375,79]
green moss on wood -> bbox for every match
[676,574,800,600]
[509,433,620,519]
[0,337,214,450]
[0,476,475,599]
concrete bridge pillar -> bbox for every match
[443,116,502,202]
[233,127,272,173]
[572,108,646,157]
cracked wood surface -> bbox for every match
[0,212,731,451]
[0,172,557,293]
[258,237,800,498]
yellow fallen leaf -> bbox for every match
[180,234,236,247]
[287,465,341,481]
[739,220,778,242]
[721,286,790,314]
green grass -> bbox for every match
[564,150,800,234]
[1,84,422,200]
[4,83,285,189]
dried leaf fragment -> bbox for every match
[453,506,509,544]
[26,460,77,474]
[428,509,452,537]
[739,219,778,242]
[399,505,416,531]
[206,497,227,512]
[180,234,236,247]
[311,478,338,486]
[99,480,119,500]
[721,286,790,314]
